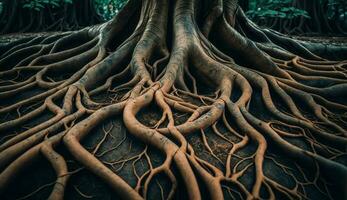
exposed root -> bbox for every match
[0,0,346,199]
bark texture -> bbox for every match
[0,0,347,199]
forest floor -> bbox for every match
[1,32,347,45]
[0,32,68,44]
[1,32,346,200]
[292,35,347,46]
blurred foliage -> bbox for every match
[0,0,345,25]
[22,0,73,11]
[247,0,347,22]
[327,0,347,23]
[246,0,310,20]
[0,0,127,20]
[94,0,128,20]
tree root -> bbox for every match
[0,0,346,199]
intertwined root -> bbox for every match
[1,0,347,199]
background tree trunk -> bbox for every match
[0,0,103,34]
[239,0,249,11]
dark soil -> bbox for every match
[1,32,346,200]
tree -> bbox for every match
[239,0,248,11]
[248,0,347,35]
[0,0,103,34]
[0,0,347,199]
[287,0,337,34]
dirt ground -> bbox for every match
[1,31,347,46]
[1,32,346,200]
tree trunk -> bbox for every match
[0,0,346,199]
[239,0,248,11]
